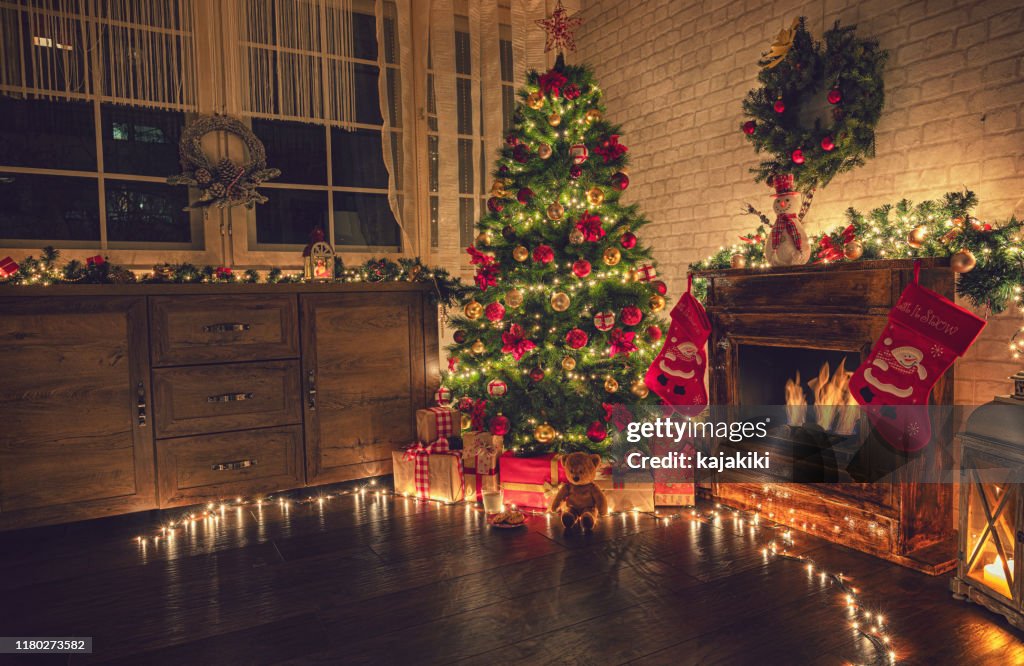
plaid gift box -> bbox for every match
[392,439,465,503]
[499,452,566,510]
[415,406,455,442]
[0,256,19,278]
[635,263,657,282]
[462,432,503,502]
[595,464,655,513]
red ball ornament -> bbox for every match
[484,302,506,322]
[512,144,529,163]
[572,259,592,278]
[453,329,467,344]
[646,325,662,341]
[791,148,805,164]
[565,328,589,349]
[651,280,667,296]
[827,87,842,104]
[517,187,534,204]
[569,164,583,179]
[742,120,756,135]
[820,135,835,151]
[487,197,504,213]
[620,231,637,249]
[529,366,545,383]
[533,244,554,264]
[611,171,629,190]
[773,98,786,113]
[505,134,519,146]
[620,305,643,326]
[586,420,607,443]
[489,414,510,436]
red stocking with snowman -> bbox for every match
[645,274,711,415]
[849,261,986,451]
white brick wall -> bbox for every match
[573,0,1024,404]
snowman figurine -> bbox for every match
[764,174,811,267]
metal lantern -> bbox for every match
[303,226,335,282]
[1012,371,1024,401]
[950,399,1024,631]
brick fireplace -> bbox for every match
[699,258,957,574]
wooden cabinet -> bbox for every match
[0,284,438,530]
[0,296,156,528]
[301,291,434,485]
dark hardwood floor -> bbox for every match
[1,484,1022,666]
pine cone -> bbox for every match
[195,168,213,185]
[207,182,227,198]
[215,158,241,183]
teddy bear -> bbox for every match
[549,452,608,531]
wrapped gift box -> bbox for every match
[463,431,502,502]
[415,406,456,442]
[595,465,655,513]
[654,481,695,507]
[392,441,465,503]
[652,438,695,507]
[499,452,566,510]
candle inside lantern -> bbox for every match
[982,556,1014,597]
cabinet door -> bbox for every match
[0,296,156,528]
[301,292,431,485]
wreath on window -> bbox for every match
[740,17,887,192]
[167,114,281,210]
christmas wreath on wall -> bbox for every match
[741,17,886,192]
[167,114,281,210]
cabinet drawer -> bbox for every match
[150,295,299,366]
[153,361,301,438]
[155,426,304,507]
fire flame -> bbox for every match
[785,360,858,434]
[784,370,807,426]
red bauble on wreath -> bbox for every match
[791,148,805,164]
[820,135,835,151]
[773,98,786,113]
[827,87,842,104]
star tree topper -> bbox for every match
[535,1,584,53]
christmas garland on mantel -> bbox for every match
[0,248,468,306]
[689,190,1024,358]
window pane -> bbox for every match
[253,119,327,185]
[500,39,513,81]
[0,172,99,241]
[502,85,515,133]
[331,128,387,188]
[102,105,183,177]
[255,188,328,245]
[456,78,472,134]
[355,63,383,125]
[459,197,474,248]
[333,191,399,248]
[427,135,439,192]
[430,195,439,248]
[105,179,192,244]
[457,138,473,194]
[351,11,378,60]
[454,30,471,75]
[382,11,397,65]
[385,67,400,127]
[0,96,96,171]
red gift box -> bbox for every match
[499,452,567,510]
[0,256,19,278]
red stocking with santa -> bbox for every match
[849,261,986,451]
[645,274,711,415]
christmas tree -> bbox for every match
[440,53,665,454]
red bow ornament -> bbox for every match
[575,211,605,241]
[501,323,536,360]
[594,135,627,163]
[538,70,568,97]
[602,402,633,431]
[608,328,637,357]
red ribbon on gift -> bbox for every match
[467,399,487,432]
[404,438,464,500]
[425,406,454,438]
[465,436,501,501]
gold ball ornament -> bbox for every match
[631,379,650,399]
[461,413,472,431]
[626,269,638,282]
[586,187,605,206]
[569,229,585,245]
[604,377,619,393]
[513,245,530,262]
[546,202,565,221]
[464,300,483,319]
[526,91,544,110]
[471,339,485,354]
[550,291,571,312]
[534,423,557,444]
[730,253,747,269]
[602,247,621,266]
[505,288,524,308]
[843,240,864,260]
[649,294,666,312]
[537,143,553,160]
[951,249,977,273]
[475,231,491,246]
[561,356,576,371]
[907,225,928,249]
[585,108,602,124]
[547,112,561,127]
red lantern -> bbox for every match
[620,231,637,249]
[489,414,510,436]
[572,259,592,278]
[742,120,756,135]
[646,325,662,341]
[586,420,607,443]
[611,171,629,190]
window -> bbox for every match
[244,2,402,252]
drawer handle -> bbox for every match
[203,322,251,333]
[207,392,255,403]
[136,382,147,427]
[307,369,317,410]
[211,459,258,472]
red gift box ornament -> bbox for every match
[635,264,657,282]
[0,256,19,279]
[569,144,589,164]
[86,255,106,267]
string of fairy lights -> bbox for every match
[135,483,900,664]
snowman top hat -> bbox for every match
[769,173,798,198]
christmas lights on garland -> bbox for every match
[134,488,901,664]
[691,191,1024,359]
[0,248,467,306]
